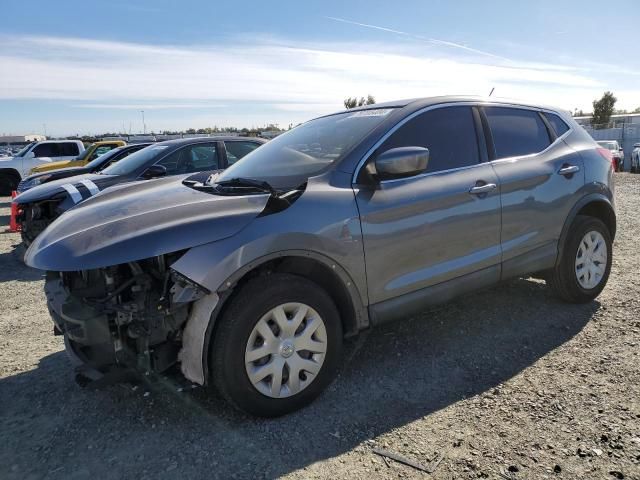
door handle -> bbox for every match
[469,183,497,195]
[558,165,580,176]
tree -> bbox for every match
[591,91,617,127]
[344,95,376,109]
[632,107,640,114]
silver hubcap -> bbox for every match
[245,303,327,398]
[575,230,607,289]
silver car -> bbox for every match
[25,97,616,417]
[631,143,640,173]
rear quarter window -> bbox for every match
[485,107,551,159]
[543,112,570,137]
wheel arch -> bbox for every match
[558,194,616,263]
[0,167,21,180]
[0,168,21,195]
[198,251,369,386]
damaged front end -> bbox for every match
[18,198,63,246]
[45,252,208,385]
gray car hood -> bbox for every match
[25,175,270,271]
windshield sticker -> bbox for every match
[346,108,394,118]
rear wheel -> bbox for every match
[209,273,343,417]
[548,215,612,303]
[0,172,19,196]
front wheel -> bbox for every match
[548,215,612,303]
[209,273,343,417]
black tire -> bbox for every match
[209,273,343,417]
[548,215,612,303]
[0,172,19,196]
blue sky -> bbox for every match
[1,0,639,136]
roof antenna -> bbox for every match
[488,87,495,97]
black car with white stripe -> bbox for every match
[16,143,152,193]
[14,136,266,245]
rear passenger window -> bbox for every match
[59,142,80,156]
[378,106,480,173]
[225,141,260,165]
[485,107,550,159]
[543,112,570,137]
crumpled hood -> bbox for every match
[14,173,117,204]
[25,175,270,271]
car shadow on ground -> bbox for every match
[0,278,599,479]
[0,243,43,283]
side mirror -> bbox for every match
[25,151,35,159]
[368,146,430,181]
[141,164,167,179]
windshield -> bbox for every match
[101,144,167,175]
[14,143,35,157]
[84,146,125,170]
[75,144,95,161]
[216,108,396,188]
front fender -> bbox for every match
[172,173,369,385]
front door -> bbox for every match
[354,106,502,306]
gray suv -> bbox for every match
[25,97,615,417]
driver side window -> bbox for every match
[155,149,183,175]
[378,106,480,174]
[155,143,219,176]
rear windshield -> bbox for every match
[100,144,167,175]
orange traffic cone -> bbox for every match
[9,191,21,232]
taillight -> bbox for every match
[597,147,615,169]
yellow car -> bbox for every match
[29,140,126,174]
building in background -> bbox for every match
[0,134,46,145]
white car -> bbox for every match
[631,143,640,174]
[0,140,85,195]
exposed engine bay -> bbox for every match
[45,252,208,384]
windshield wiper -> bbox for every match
[215,177,278,196]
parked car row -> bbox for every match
[17,97,615,417]
[14,137,266,244]
[0,139,85,194]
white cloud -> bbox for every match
[72,103,227,110]
[0,33,639,132]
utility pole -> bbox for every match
[140,110,146,134]
[43,123,47,138]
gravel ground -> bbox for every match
[1,173,639,480]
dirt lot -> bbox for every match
[1,173,639,480]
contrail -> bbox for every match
[325,16,510,61]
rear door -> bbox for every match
[482,106,585,278]
[354,105,502,305]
